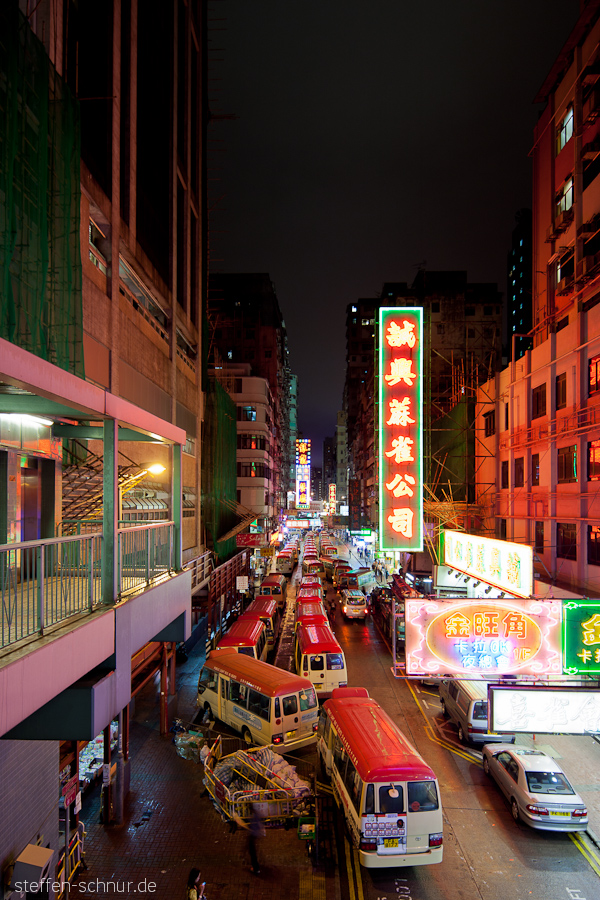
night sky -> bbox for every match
[207,1,581,463]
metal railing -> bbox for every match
[184,550,214,592]
[118,521,175,596]
[1,533,103,649]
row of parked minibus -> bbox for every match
[196,531,444,869]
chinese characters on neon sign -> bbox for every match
[563,601,600,674]
[295,439,311,509]
[405,598,562,677]
[328,483,336,515]
[378,308,423,551]
[441,530,534,599]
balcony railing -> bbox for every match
[499,402,600,451]
[118,521,175,596]
[1,522,176,651]
[0,533,103,650]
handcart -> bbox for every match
[204,744,313,828]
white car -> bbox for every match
[482,744,588,831]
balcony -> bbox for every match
[0,523,175,651]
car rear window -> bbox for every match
[327,653,344,670]
[525,771,574,794]
[472,700,487,720]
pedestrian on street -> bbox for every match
[234,804,265,875]
[186,868,206,900]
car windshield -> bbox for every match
[525,771,575,794]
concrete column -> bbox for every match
[102,418,119,604]
[172,442,182,570]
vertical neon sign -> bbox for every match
[296,439,311,509]
[378,307,423,551]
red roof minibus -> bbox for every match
[239,597,282,651]
[294,623,347,699]
[198,649,318,751]
[317,688,443,868]
[216,618,268,661]
[258,573,288,609]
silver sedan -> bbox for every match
[482,744,588,831]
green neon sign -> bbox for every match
[562,600,600,674]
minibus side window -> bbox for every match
[299,687,317,710]
[310,655,324,671]
[364,783,374,815]
[282,695,298,715]
[238,646,254,657]
[230,681,248,706]
[198,667,217,693]
[407,781,439,812]
[274,697,281,717]
[248,688,270,721]
[221,677,228,700]
[333,736,348,782]
[326,653,344,670]
[317,709,328,738]
[379,784,404,814]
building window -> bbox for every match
[483,411,495,437]
[499,518,507,541]
[557,522,577,560]
[531,453,540,486]
[514,457,524,487]
[555,372,567,410]
[589,355,600,395]
[431,302,440,313]
[588,525,600,566]
[437,324,445,334]
[532,384,547,419]
[504,403,509,430]
[501,460,509,489]
[557,445,577,483]
[238,405,257,422]
[557,107,574,153]
[588,440,600,480]
[535,521,544,554]
[237,434,267,451]
[556,177,573,216]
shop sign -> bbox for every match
[405,597,562,677]
[285,519,310,529]
[489,686,600,735]
[62,774,79,807]
[441,530,533,598]
[236,534,265,548]
[378,307,423,552]
[349,478,361,531]
[236,576,249,591]
[295,439,311,509]
[563,600,600,674]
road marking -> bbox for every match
[569,832,600,877]
[405,678,483,765]
[353,846,365,900]
[342,835,357,900]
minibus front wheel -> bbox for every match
[242,727,253,744]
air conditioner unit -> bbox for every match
[11,845,54,892]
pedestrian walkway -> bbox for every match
[81,640,339,900]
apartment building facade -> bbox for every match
[0,1,206,892]
[476,1,600,596]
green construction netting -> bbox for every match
[0,4,83,377]
[202,379,238,562]
[429,399,475,503]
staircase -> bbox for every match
[60,439,141,527]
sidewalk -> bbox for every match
[81,642,339,900]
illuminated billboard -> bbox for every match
[563,600,600,675]
[295,439,311,509]
[441,530,533,598]
[489,687,600,735]
[378,308,423,552]
[328,483,336,515]
[405,597,562,678]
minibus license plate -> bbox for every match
[285,729,296,740]
[384,838,398,849]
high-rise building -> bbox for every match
[507,208,533,360]
[207,273,293,515]
[477,1,600,596]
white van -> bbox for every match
[439,678,515,746]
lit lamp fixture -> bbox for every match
[145,464,166,476]
[473,581,481,588]
[485,586,493,594]
[463,576,469,584]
